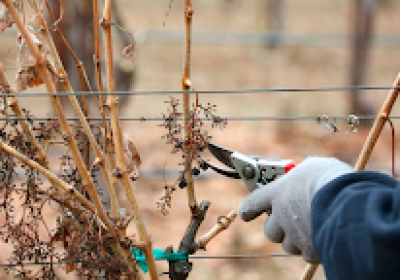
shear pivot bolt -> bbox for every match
[242,166,255,179]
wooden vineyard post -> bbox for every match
[300,73,400,280]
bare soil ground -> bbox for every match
[1,0,400,279]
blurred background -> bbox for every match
[1,0,400,279]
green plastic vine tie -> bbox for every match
[130,248,188,273]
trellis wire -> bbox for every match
[2,85,400,96]
[1,116,399,121]
[189,254,293,259]
[0,254,294,267]
[3,28,400,47]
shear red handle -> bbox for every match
[285,160,296,173]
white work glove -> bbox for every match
[239,157,353,263]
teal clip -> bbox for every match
[130,248,188,274]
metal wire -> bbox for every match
[0,254,294,267]
[3,28,400,47]
[189,254,293,259]
[0,261,73,267]
[2,85,400,97]
[1,115,400,122]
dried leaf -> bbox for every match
[123,133,141,181]
[0,1,21,32]
[0,3,13,32]
[65,228,78,273]
[15,25,58,91]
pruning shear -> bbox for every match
[201,142,296,192]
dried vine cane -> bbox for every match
[102,0,158,278]
[196,211,237,250]
[182,0,197,212]
[89,0,122,219]
[300,72,400,280]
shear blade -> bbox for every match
[201,158,241,179]
[207,142,236,169]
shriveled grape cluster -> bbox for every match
[157,96,227,215]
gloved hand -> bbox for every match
[239,157,353,263]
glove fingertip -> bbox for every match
[238,185,276,221]
[238,207,261,222]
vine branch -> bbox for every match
[182,0,197,211]
[101,1,158,278]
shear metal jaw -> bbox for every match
[206,142,235,169]
[200,159,241,179]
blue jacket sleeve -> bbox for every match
[311,171,400,280]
